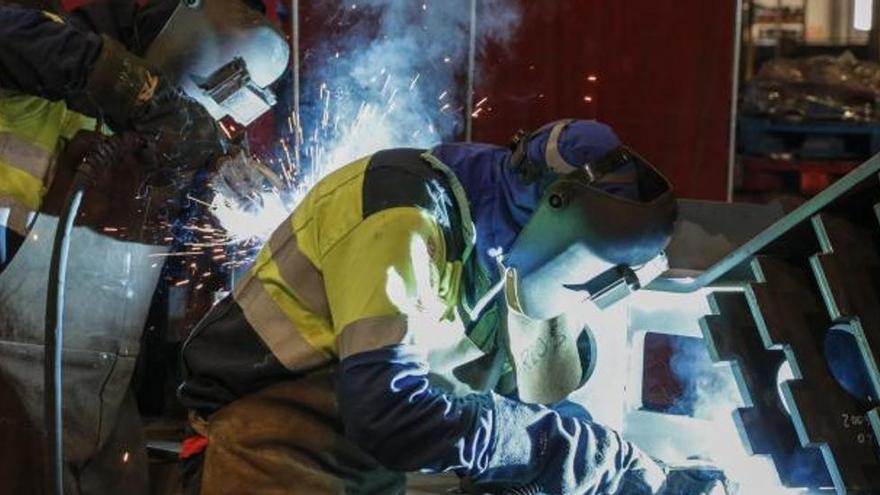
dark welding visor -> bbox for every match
[503,146,677,320]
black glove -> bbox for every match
[131,79,226,178]
[73,35,226,173]
[658,464,730,495]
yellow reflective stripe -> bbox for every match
[0,96,99,153]
[0,94,101,211]
[0,158,44,209]
[252,245,336,358]
[0,97,63,151]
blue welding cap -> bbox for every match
[503,119,677,320]
[510,119,641,199]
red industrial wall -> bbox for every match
[474,1,737,200]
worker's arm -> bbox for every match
[339,345,665,494]
[0,5,101,100]
[0,4,150,129]
[0,0,166,99]
[323,207,665,494]
[0,3,223,169]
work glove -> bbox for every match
[210,151,285,213]
[482,461,730,495]
[656,462,732,495]
[73,35,226,174]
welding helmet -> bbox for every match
[144,0,289,125]
[502,119,677,321]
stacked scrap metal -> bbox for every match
[744,52,880,122]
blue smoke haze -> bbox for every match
[298,0,522,176]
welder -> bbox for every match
[0,0,288,492]
[179,119,727,494]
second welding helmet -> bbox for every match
[144,0,289,125]
[502,119,677,321]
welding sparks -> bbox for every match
[409,73,421,91]
[186,194,214,208]
[206,0,521,263]
[218,122,234,140]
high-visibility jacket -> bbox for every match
[0,93,98,236]
[179,147,664,495]
[179,148,492,414]
[0,5,105,266]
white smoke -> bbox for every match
[669,344,807,494]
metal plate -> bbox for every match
[700,291,830,488]
[810,212,880,453]
[651,155,880,293]
[748,255,880,492]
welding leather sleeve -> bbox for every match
[338,346,666,494]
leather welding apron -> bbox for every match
[0,212,166,494]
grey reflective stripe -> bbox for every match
[421,151,476,263]
[544,119,577,175]
[337,315,408,359]
[8,207,32,237]
[266,223,330,319]
[233,273,330,371]
[0,133,53,180]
